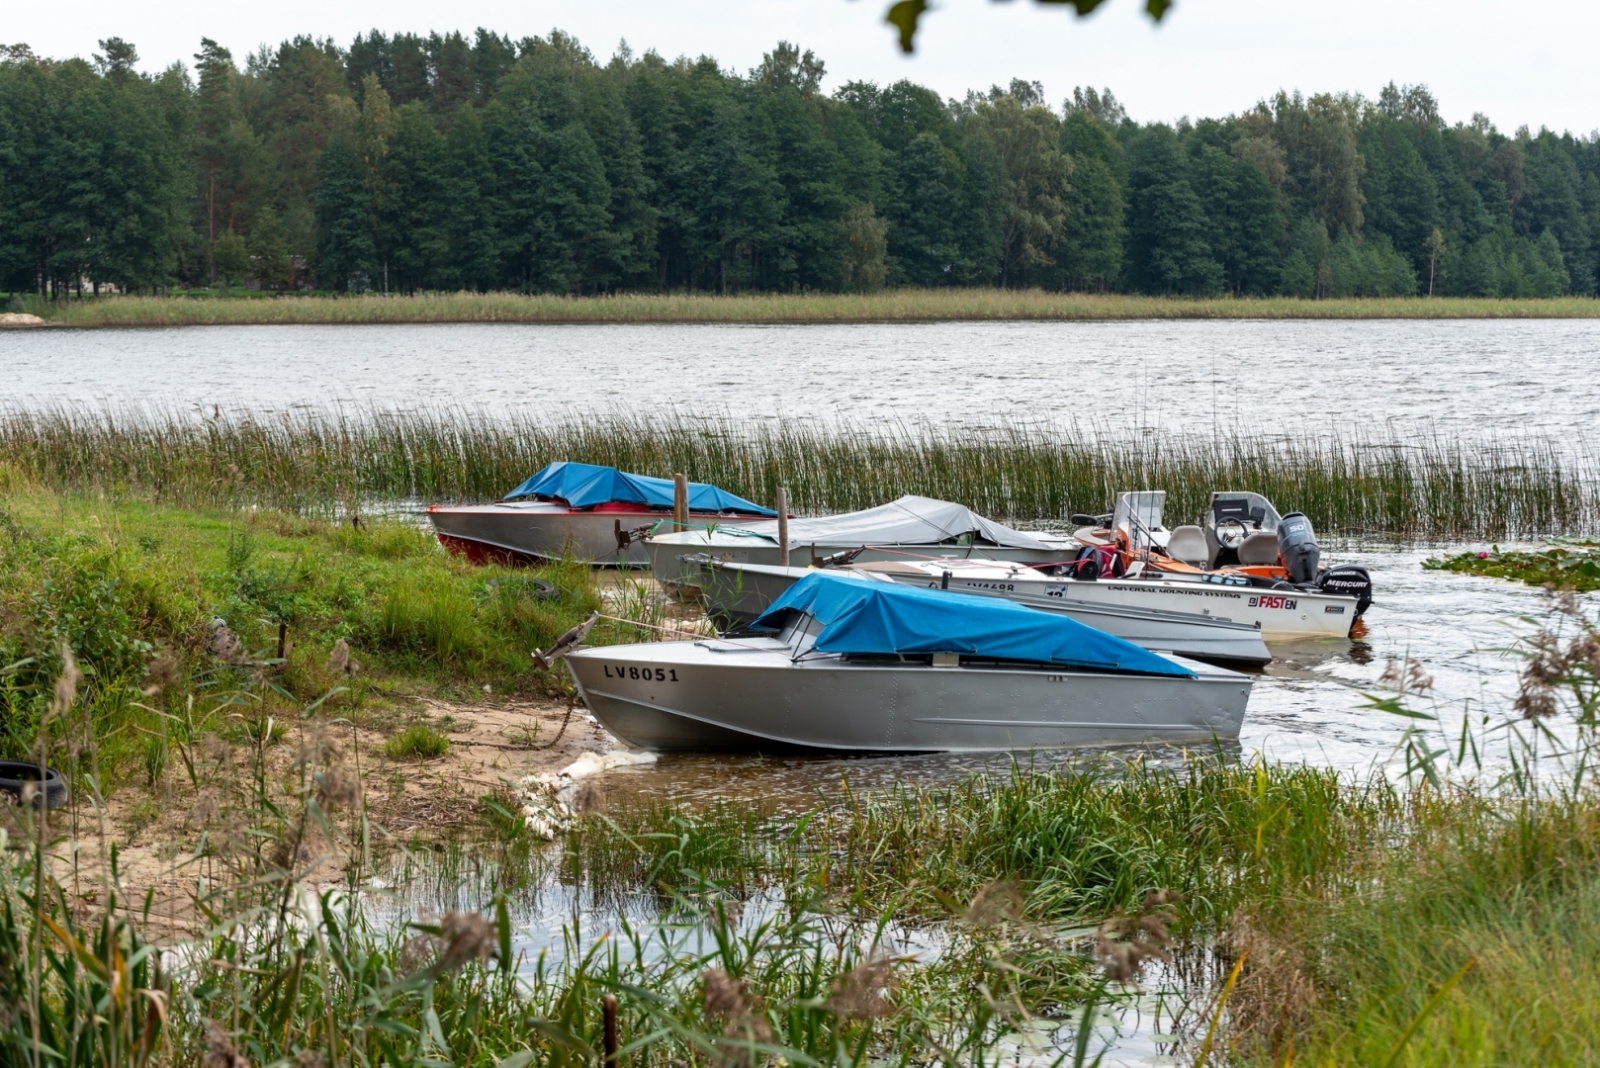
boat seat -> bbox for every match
[1238,530,1280,566]
[1168,525,1209,567]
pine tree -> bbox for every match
[314,126,377,291]
[1125,126,1223,295]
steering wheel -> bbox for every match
[1216,516,1249,549]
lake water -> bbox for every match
[5,319,1600,445]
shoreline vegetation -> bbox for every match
[2,408,1593,539]
[6,289,1600,327]
[3,484,1600,1064]
[4,488,1600,1065]
[1428,540,1600,590]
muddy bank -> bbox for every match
[10,696,622,936]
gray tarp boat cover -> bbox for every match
[718,495,1053,550]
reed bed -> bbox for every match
[2,408,1593,538]
[566,759,1395,926]
[11,289,1600,327]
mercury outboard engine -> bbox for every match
[1316,564,1373,617]
[1276,511,1321,584]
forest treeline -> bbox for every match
[2,31,1597,299]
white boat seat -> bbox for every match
[1168,525,1208,567]
[1238,530,1280,566]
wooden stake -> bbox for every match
[602,993,619,1068]
[673,473,689,532]
[776,486,789,567]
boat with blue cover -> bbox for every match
[562,571,1254,752]
[427,462,776,566]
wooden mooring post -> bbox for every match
[673,473,689,532]
[776,486,789,566]
[602,993,619,1068]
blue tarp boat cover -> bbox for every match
[502,462,776,515]
[751,572,1194,677]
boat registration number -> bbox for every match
[602,664,679,682]
[1248,596,1297,610]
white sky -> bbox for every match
[9,0,1598,136]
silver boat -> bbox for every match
[691,557,1273,669]
[564,572,1253,752]
[644,495,1075,590]
[427,462,775,567]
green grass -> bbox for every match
[9,289,1600,326]
[568,759,1391,928]
[383,723,452,760]
[0,491,640,782]
[5,409,1592,538]
[1426,540,1600,590]
[1228,792,1600,1066]
[562,766,1600,1066]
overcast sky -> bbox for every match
[9,0,1598,135]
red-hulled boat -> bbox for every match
[427,461,777,567]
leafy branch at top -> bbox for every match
[886,0,1174,54]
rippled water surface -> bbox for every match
[8,319,1600,442]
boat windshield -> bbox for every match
[775,611,825,657]
[1209,492,1283,532]
[1113,491,1167,554]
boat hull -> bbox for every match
[645,535,1074,591]
[566,641,1251,753]
[429,503,753,567]
[1048,576,1355,641]
[695,561,1273,668]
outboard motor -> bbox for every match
[1316,564,1374,618]
[1276,512,1321,584]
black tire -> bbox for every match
[486,578,560,602]
[0,761,69,809]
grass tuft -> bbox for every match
[383,723,451,760]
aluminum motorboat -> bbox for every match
[689,556,1273,667]
[563,572,1254,752]
[427,462,776,566]
[1068,490,1373,637]
[644,495,1075,591]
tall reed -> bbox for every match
[13,289,1600,327]
[2,407,1593,537]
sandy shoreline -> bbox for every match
[10,696,620,937]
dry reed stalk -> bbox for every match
[20,290,1600,328]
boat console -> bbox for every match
[1204,492,1283,568]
